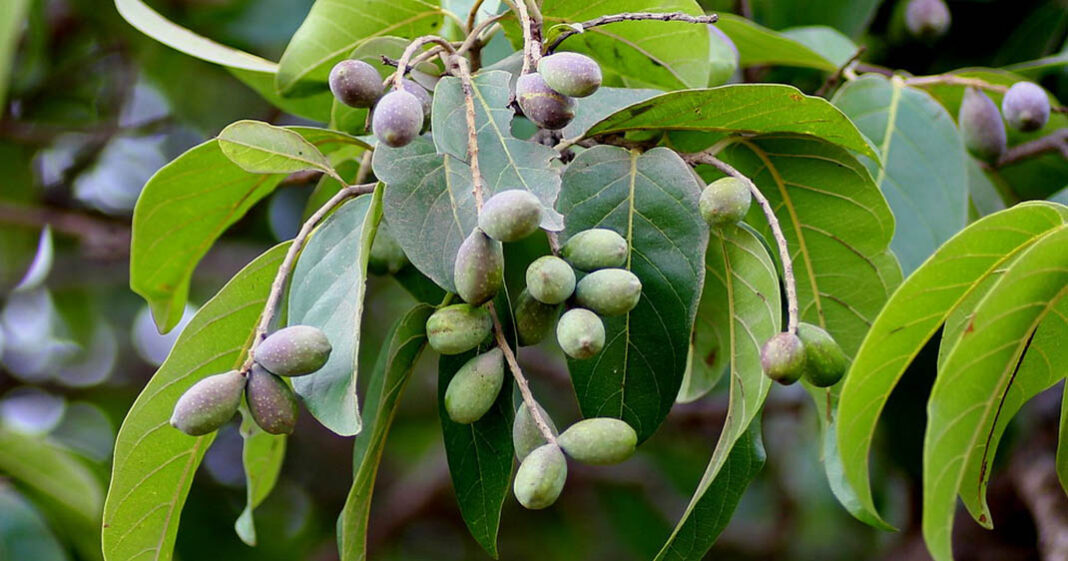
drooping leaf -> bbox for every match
[338,304,432,561]
[561,87,661,140]
[715,14,838,71]
[780,26,859,68]
[923,226,1068,561]
[835,202,1068,528]
[219,121,334,176]
[585,85,877,159]
[103,243,289,561]
[289,191,383,436]
[558,146,707,442]
[430,70,564,229]
[833,75,969,275]
[234,411,286,547]
[276,0,444,96]
[0,0,30,110]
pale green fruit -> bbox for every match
[700,177,751,227]
[557,418,637,465]
[444,348,505,424]
[556,308,605,360]
[513,443,567,509]
[760,332,806,385]
[797,323,848,388]
[246,364,299,434]
[454,228,504,306]
[426,304,493,355]
[537,52,602,98]
[254,325,332,377]
[514,290,559,346]
[561,228,627,272]
[170,370,246,436]
[526,256,576,305]
[513,401,558,461]
[574,268,642,317]
[478,190,543,242]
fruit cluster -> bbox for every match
[958,82,1052,163]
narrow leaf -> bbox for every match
[218,120,333,176]
[234,411,286,546]
[0,0,30,114]
[715,14,837,71]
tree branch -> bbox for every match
[392,36,457,89]
[545,12,719,53]
[815,46,867,98]
[997,129,1068,167]
[904,74,1009,94]
[487,302,557,445]
[452,56,486,210]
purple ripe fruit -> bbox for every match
[372,89,424,148]
[958,87,1007,163]
[328,60,383,108]
[537,52,602,98]
[516,73,575,130]
[1001,81,1051,132]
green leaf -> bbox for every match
[715,14,838,71]
[0,428,103,561]
[276,0,444,96]
[558,146,707,442]
[103,243,289,561]
[289,191,383,436]
[234,411,286,547]
[923,225,1068,561]
[585,85,877,159]
[780,26,858,68]
[562,87,662,140]
[230,68,335,123]
[835,202,1068,528]
[748,0,882,38]
[966,158,1007,220]
[833,75,969,275]
[219,120,334,176]
[537,0,709,90]
[430,70,564,229]
[338,304,432,561]
[0,0,30,108]
[114,0,277,72]
[654,419,765,560]
[0,487,71,561]
[438,349,514,558]
[373,137,474,293]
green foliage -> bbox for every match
[234,411,286,546]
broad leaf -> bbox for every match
[749,0,882,38]
[276,0,444,96]
[0,0,30,108]
[219,121,333,176]
[289,191,383,436]
[558,146,707,442]
[561,87,661,140]
[430,70,564,229]
[585,85,877,159]
[715,14,838,71]
[833,75,968,275]
[230,68,335,123]
[103,243,289,561]
[234,411,286,546]
[780,26,858,68]
[923,226,1068,561]
[835,202,1068,528]
[338,304,432,561]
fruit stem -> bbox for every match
[995,128,1068,167]
[453,56,486,211]
[543,12,719,54]
[508,0,539,74]
[393,36,457,90]
[242,182,378,373]
[903,74,1008,94]
[465,0,487,34]
[487,302,557,445]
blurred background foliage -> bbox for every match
[0,1,1065,560]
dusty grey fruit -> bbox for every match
[170,370,246,436]
[1002,81,1050,132]
[556,308,605,360]
[700,177,751,227]
[575,269,642,317]
[513,401,558,461]
[561,228,628,272]
[537,52,602,98]
[796,323,848,388]
[328,60,383,108]
[454,228,504,306]
[516,73,575,130]
[513,443,567,509]
[557,418,637,465]
[426,304,493,355]
[526,256,576,305]
[959,87,1007,163]
[399,78,433,127]
[478,189,543,242]
[515,290,559,346]
[444,348,504,424]
[368,223,408,275]
[254,325,332,377]
[372,89,423,148]
[246,364,299,434]
[760,332,806,385]
[905,0,950,40]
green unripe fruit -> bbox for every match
[557,418,637,465]
[426,304,493,355]
[170,370,246,436]
[513,401,558,461]
[246,365,299,434]
[328,60,383,108]
[516,73,575,130]
[537,52,602,98]
[454,228,504,306]
[368,223,408,276]
[700,177,751,227]
[561,228,628,272]
[556,308,605,360]
[444,348,504,424]
[513,443,567,510]
[1002,82,1050,132]
[575,268,642,317]
[514,290,559,346]
[760,332,806,385]
[959,87,1006,163]
[796,323,848,388]
[254,325,332,377]
[526,256,576,305]
[399,78,432,127]
[905,0,950,40]
[478,190,543,242]
[372,89,423,148]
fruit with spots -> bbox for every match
[514,290,559,346]
[574,268,642,317]
[557,418,637,465]
[372,89,424,148]
[516,73,575,130]
[959,87,1006,163]
[246,364,299,434]
[760,332,807,385]
[444,348,504,424]
[426,304,493,355]
[526,256,576,305]
[796,323,848,388]
[399,78,432,128]
[699,177,751,227]
[561,228,628,272]
[454,228,504,306]
[513,401,558,461]
[479,189,543,242]
[328,60,383,108]
[254,325,332,377]
[513,443,567,509]
[537,52,602,98]
[1002,81,1050,132]
[556,308,605,360]
[170,370,246,436]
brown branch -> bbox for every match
[545,12,719,53]
[392,36,456,89]
[511,0,539,74]
[997,129,1068,167]
[814,46,867,98]
[453,56,486,210]
[488,302,557,445]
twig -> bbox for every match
[453,56,486,210]
[393,36,457,89]
[241,182,377,372]
[487,302,557,444]
[354,149,375,185]
[814,46,867,98]
[904,75,1009,94]
[997,129,1068,167]
[684,152,800,334]
[545,12,719,53]
[511,0,539,74]
[465,0,488,34]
